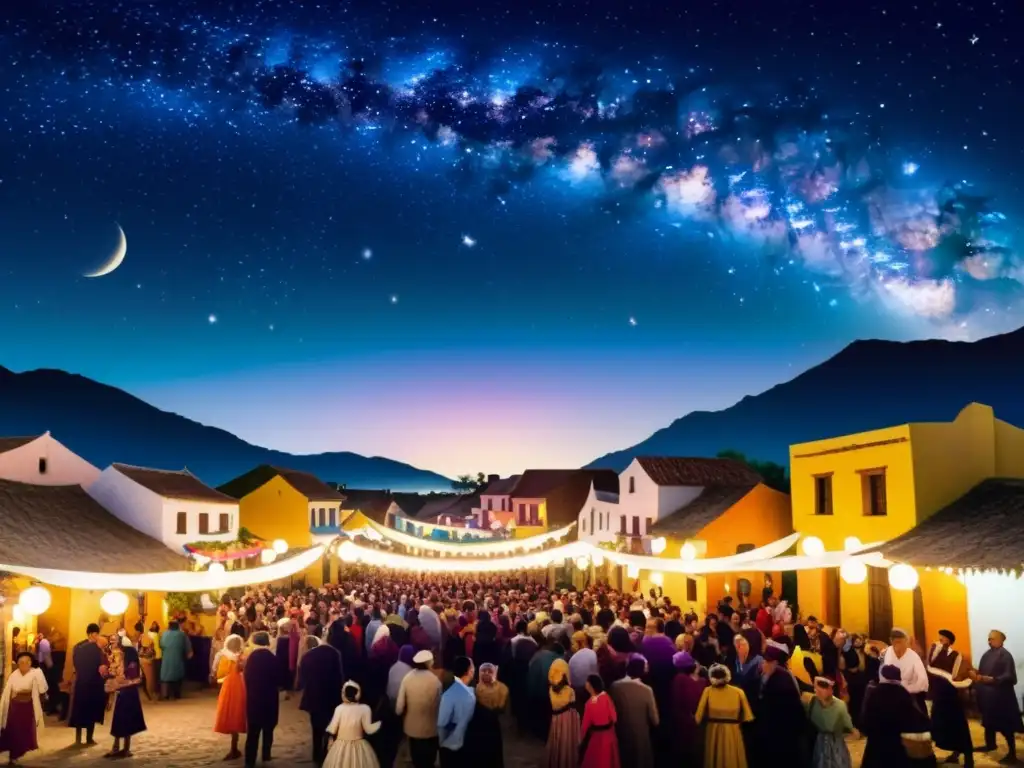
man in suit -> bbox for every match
[609,655,660,768]
[243,631,280,768]
[298,635,344,766]
[396,649,443,768]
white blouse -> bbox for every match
[0,667,48,730]
[326,703,381,742]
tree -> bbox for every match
[451,473,486,492]
[716,449,790,494]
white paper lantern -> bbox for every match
[18,585,52,617]
[272,539,289,555]
[626,564,640,579]
[839,559,868,585]
[338,540,358,563]
[260,549,277,565]
[592,552,605,568]
[208,562,226,576]
[575,556,590,571]
[844,536,863,552]
[888,563,919,591]
[679,542,698,561]
[100,590,130,616]
[649,571,664,587]
[651,537,667,555]
[801,536,826,557]
[12,605,26,625]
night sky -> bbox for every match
[1,0,1021,477]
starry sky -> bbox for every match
[1,0,1021,478]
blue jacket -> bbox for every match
[438,678,476,751]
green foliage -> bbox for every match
[717,449,790,494]
[451,473,486,492]
[166,592,193,612]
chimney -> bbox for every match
[487,474,500,484]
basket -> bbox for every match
[901,732,934,760]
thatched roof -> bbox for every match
[875,478,1024,569]
[650,484,759,538]
[114,464,236,505]
[636,457,761,487]
[0,478,187,573]
[217,465,344,502]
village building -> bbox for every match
[510,469,618,538]
[88,463,239,554]
[0,432,100,487]
[471,474,521,530]
[217,465,346,586]
[790,402,1024,656]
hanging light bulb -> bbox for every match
[272,539,289,555]
[888,563,919,591]
[100,590,130,616]
[627,564,640,579]
[18,585,52,617]
[840,559,868,585]
[575,556,590,571]
[651,537,667,555]
[679,542,698,561]
[649,571,664,587]
[801,536,825,557]
[843,536,862,552]
[260,549,277,565]
[592,552,605,568]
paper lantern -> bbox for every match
[592,552,605,568]
[801,536,825,557]
[100,590,130,616]
[649,571,664,587]
[844,536,863,552]
[18,585,52,617]
[575,556,590,571]
[888,563,919,591]
[260,549,277,565]
[11,604,26,625]
[840,559,868,585]
[208,562,226,576]
[679,542,698,561]
[627,564,640,579]
[272,539,289,555]
[338,540,358,563]
[651,537,667,555]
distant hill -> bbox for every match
[588,326,1024,471]
[0,367,452,491]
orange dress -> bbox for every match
[213,655,247,735]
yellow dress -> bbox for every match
[695,683,754,768]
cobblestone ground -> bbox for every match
[22,687,1024,767]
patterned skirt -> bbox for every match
[0,696,38,759]
[812,732,852,768]
[547,707,581,768]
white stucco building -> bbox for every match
[0,432,101,487]
[471,474,521,529]
[87,463,238,553]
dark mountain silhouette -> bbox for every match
[0,367,452,491]
[588,326,1024,471]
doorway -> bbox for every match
[825,568,842,628]
[868,566,893,641]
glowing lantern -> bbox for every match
[626,564,640,579]
[679,542,698,561]
[260,549,277,565]
[575,556,590,571]
[801,536,825,557]
[208,562,226,577]
[11,605,26,625]
[18,585,52,617]
[651,537,667,555]
[840,559,868,585]
[338,540,358,563]
[888,563,919,591]
[650,571,664,587]
[844,536,863,552]
[100,590,130,617]
[272,539,289,555]
[592,552,605,568]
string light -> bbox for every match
[651,537,667,555]
[801,536,826,557]
[649,571,664,587]
[100,590,130,616]
[888,563,919,591]
[347,519,578,556]
[18,585,52,616]
[260,549,277,565]
[840,559,868,585]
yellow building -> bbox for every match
[790,402,1024,650]
[218,465,346,587]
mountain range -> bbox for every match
[588,325,1024,471]
[0,367,452,491]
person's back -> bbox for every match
[397,668,442,738]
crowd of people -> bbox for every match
[1,567,1022,768]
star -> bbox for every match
[461,234,477,248]
[902,161,919,176]
[268,324,275,331]
[935,22,942,29]
[390,294,399,304]
[208,314,217,324]
[628,316,637,327]
[969,35,979,45]
[362,248,372,260]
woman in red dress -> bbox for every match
[579,675,620,768]
[213,634,247,760]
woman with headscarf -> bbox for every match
[580,674,620,768]
[214,633,247,761]
[731,635,763,704]
[547,657,580,768]
[807,677,853,768]
[695,663,753,768]
[839,634,868,729]
[323,682,382,768]
[0,651,48,764]
[107,632,147,759]
[465,663,509,767]
[671,651,708,766]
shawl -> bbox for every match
[0,667,47,730]
[476,679,509,711]
[548,658,574,711]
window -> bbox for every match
[38,458,48,474]
[329,508,337,527]
[529,503,539,525]
[319,508,326,526]
[581,516,587,534]
[500,498,506,512]
[632,516,640,536]
[198,513,209,534]
[310,509,316,527]
[628,476,635,494]
[176,511,187,535]
[814,474,834,515]
[686,578,698,602]
[862,470,888,516]
[486,498,493,511]
[645,517,652,534]
[736,543,755,554]
[620,517,627,535]
[590,507,595,533]
[219,513,229,533]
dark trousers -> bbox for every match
[244,725,274,767]
[409,736,439,768]
[439,746,466,768]
[161,680,183,700]
[309,711,331,766]
[75,725,95,743]
[984,728,1017,756]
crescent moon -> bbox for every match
[84,224,127,278]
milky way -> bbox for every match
[5,1,1020,332]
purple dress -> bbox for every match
[110,648,147,738]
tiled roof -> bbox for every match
[114,463,236,504]
[635,456,761,487]
[481,475,521,496]
[649,484,759,538]
[510,470,582,499]
[216,465,344,502]
[0,435,42,454]
[0,479,187,573]
[339,489,395,523]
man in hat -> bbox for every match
[751,640,807,768]
[926,629,973,766]
[396,649,442,768]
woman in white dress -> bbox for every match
[322,682,382,768]
[0,652,48,765]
